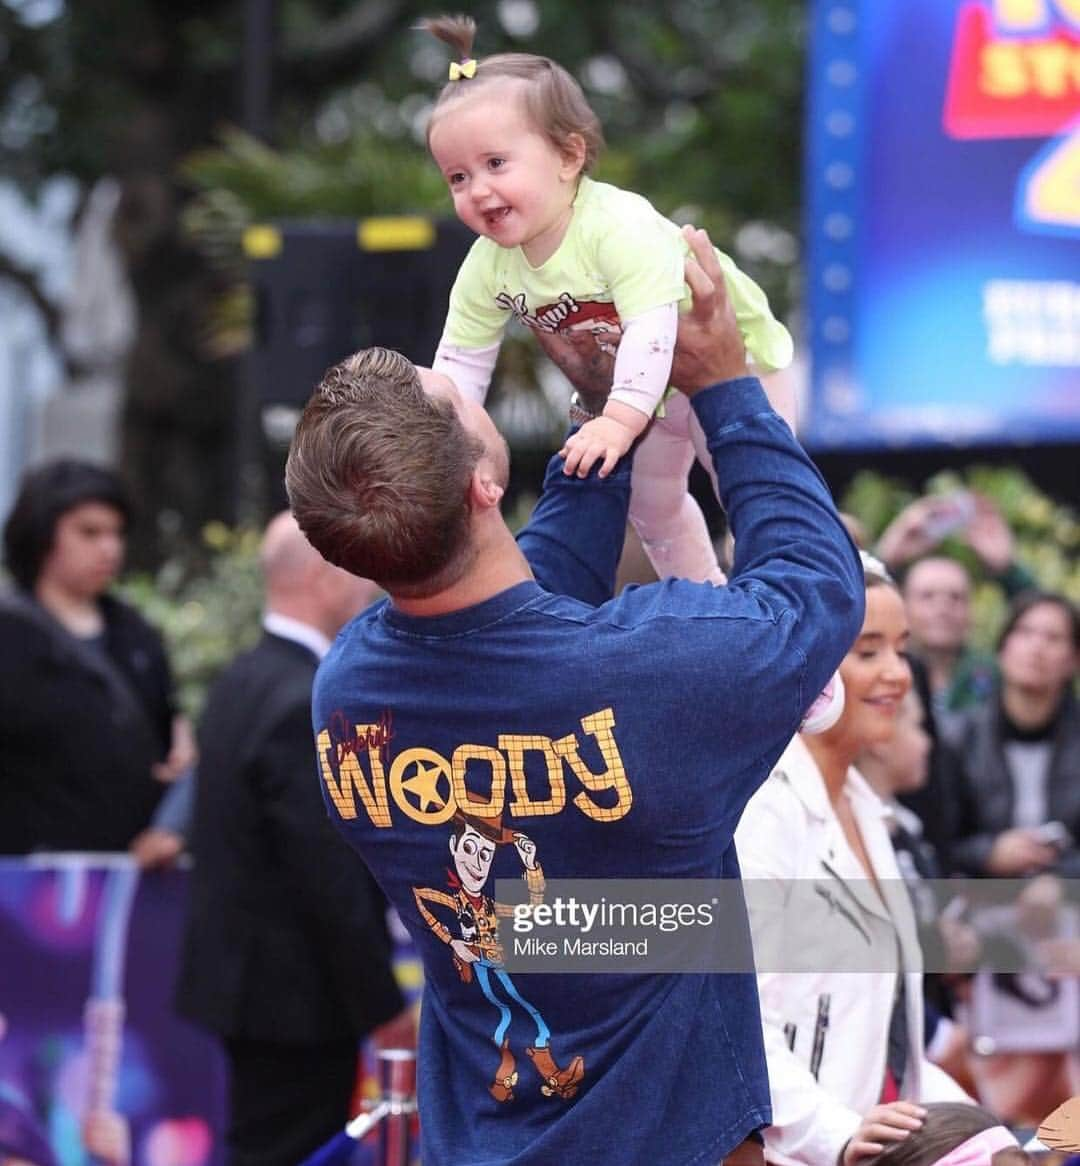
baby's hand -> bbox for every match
[560,416,636,478]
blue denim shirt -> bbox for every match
[314,378,864,1165]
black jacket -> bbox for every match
[0,592,172,853]
[175,632,403,1044]
[948,691,1080,877]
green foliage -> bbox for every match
[181,125,449,222]
[842,466,1080,652]
[117,523,264,720]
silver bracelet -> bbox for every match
[568,392,598,427]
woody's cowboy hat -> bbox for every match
[452,791,518,845]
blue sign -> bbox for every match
[804,1,1080,450]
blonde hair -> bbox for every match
[420,13,604,171]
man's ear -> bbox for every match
[469,466,504,511]
[560,133,587,180]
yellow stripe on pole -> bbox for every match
[358,218,436,251]
[242,225,283,259]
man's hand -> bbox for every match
[152,714,197,784]
[963,494,1014,574]
[842,1103,926,1166]
[668,226,749,394]
[874,497,949,570]
[986,828,1058,876]
[514,833,538,871]
[129,827,185,870]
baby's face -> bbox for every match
[429,84,581,265]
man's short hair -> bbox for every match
[285,347,484,595]
[898,554,971,594]
[2,459,131,591]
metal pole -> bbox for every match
[236,0,276,523]
[242,0,276,144]
[376,1048,417,1166]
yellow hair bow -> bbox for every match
[448,58,478,81]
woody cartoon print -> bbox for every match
[318,702,633,1115]
[413,797,585,1104]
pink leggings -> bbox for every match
[628,393,726,584]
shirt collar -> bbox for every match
[775,734,890,823]
[263,611,332,659]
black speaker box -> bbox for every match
[246,216,475,410]
[239,216,474,513]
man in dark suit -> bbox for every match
[176,511,405,1166]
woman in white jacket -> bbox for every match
[735,553,971,1166]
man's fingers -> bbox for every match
[682,225,724,283]
[681,227,716,321]
[683,256,714,320]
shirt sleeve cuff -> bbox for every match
[689,377,771,430]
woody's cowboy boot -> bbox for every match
[526,1045,585,1100]
[490,1039,518,1103]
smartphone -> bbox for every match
[922,491,976,541]
[1033,822,1072,851]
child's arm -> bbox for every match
[432,339,500,405]
[434,237,509,403]
[560,301,678,478]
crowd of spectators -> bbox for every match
[866,492,1080,1127]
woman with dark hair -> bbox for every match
[0,459,194,854]
[948,590,1079,880]
[735,552,972,1166]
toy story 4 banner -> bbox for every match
[805,0,1080,450]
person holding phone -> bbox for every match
[947,590,1079,880]
[874,493,1036,735]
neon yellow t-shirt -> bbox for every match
[441,176,794,377]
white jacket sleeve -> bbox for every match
[918,1057,972,1103]
[737,781,862,1166]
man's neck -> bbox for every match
[1001,683,1061,733]
[917,643,962,693]
[35,579,103,637]
[391,526,533,617]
